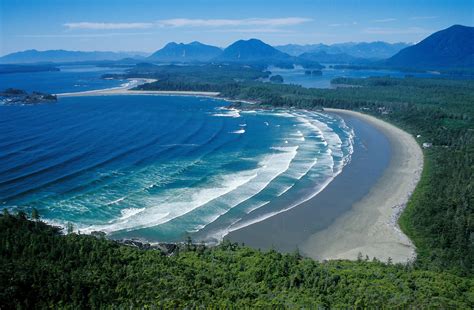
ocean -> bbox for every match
[0,93,354,243]
[4,64,420,243]
[0,65,126,94]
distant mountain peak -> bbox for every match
[148,41,222,62]
[386,24,474,69]
[216,38,291,63]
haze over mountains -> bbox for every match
[275,42,411,59]
[0,25,472,71]
[298,51,368,65]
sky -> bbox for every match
[0,0,473,56]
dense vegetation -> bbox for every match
[269,74,284,83]
[1,213,472,308]
[105,63,270,88]
[0,88,57,104]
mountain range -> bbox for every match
[149,39,320,68]
[275,42,411,59]
[1,24,472,70]
[386,24,474,69]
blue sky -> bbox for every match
[0,0,472,55]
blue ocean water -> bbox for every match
[267,65,440,88]
[0,95,353,243]
[0,65,126,93]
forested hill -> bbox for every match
[1,213,472,308]
[386,25,474,69]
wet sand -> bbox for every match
[228,109,422,263]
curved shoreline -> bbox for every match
[227,108,422,263]
[54,87,423,262]
[300,109,422,263]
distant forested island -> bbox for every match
[0,88,57,104]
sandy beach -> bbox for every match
[56,79,220,98]
[227,108,422,264]
[300,109,422,263]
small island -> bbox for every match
[269,74,284,83]
[0,88,57,104]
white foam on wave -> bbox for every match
[275,115,332,181]
[81,169,260,234]
[214,115,333,226]
[119,207,146,220]
[212,108,241,118]
[105,196,126,205]
[295,113,347,173]
[230,129,245,134]
[208,111,355,242]
[181,146,298,231]
[73,108,354,242]
[226,158,345,235]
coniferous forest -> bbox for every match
[1,212,472,308]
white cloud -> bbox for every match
[372,18,397,23]
[64,22,154,30]
[63,18,311,32]
[156,17,312,28]
[329,22,357,27]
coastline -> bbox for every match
[56,78,220,98]
[228,109,422,263]
[54,84,423,262]
[300,109,422,263]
